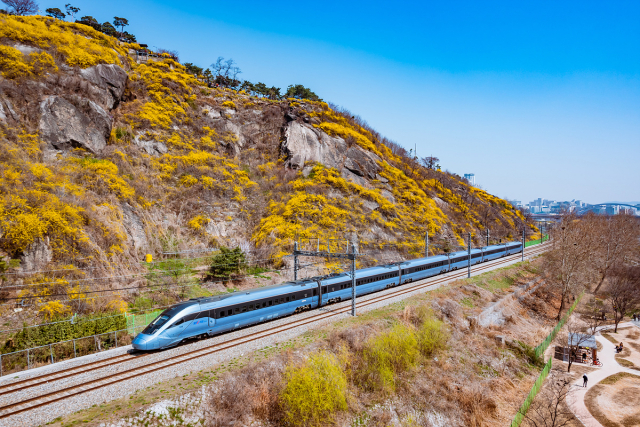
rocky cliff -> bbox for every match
[0,15,536,316]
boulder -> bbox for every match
[39,96,111,153]
[375,173,389,183]
[341,168,372,189]
[343,146,381,179]
[381,189,395,204]
[282,121,346,170]
[80,64,128,109]
[133,136,168,156]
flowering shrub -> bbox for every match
[0,15,131,68]
[0,45,57,79]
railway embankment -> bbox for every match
[26,248,563,427]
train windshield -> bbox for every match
[141,304,187,335]
[142,315,170,335]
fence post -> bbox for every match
[27,348,30,370]
[115,331,117,348]
[0,354,3,377]
[50,344,54,364]
[73,339,77,358]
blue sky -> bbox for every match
[38,0,640,203]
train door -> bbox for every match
[180,310,210,338]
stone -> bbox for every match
[340,168,372,189]
[39,96,111,153]
[121,203,148,252]
[20,237,53,271]
[362,199,380,211]
[282,121,346,170]
[133,136,168,156]
[344,146,381,179]
[381,189,395,204]
[301,165,314,177]
[80,64,128,109]
[375,173,389,183]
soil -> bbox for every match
[584,373,640,427]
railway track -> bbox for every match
[0,244,548,420]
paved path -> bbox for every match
[565,322,640,427]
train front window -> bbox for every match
[142,314,170,335]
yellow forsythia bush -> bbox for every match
[280,352,348,427]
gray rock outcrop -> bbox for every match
[281,121,347,170]
[343,146,381,179]
[80,64,128,109]
[20,237,53,271]
[39,96,111,153]
[133,136,168,156]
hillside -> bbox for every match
[0,15,537,322]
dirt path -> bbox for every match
[565,322,640,427]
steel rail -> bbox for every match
[0,245,547,419]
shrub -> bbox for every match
[208,246,247,281]
[280,351,347,427]
[416,315,448,357]
[360,323,418,393]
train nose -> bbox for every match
[132,334,151,350]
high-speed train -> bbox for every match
[132,241,523,350]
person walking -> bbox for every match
[583,374,588,387]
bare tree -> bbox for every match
[1,0,38,15]
[589,213,640,293]
[605,266,640,333]
[211,57,224,76]
[521,375,576,427]
[579,295,607,336]
[543,214,594,320]
[560,318,592,372]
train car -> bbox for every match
[506,241,523,255]
[482,244,509,262]
[319,264,400,304]
[448,248,483,270]
[132,279,320,350]
[400,254,449,283]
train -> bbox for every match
[132,241,523,350]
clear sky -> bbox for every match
[38,0,640,204]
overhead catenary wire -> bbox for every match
[0,260,327,306]
[1,255,289,290]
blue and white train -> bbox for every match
[132,241,522,350]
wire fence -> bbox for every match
[525,234,549,248]
[0,310,163,377]
[510,291,584,426]
[534,292,583,359]
[510,358,552,427]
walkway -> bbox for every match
[565,322,640,427]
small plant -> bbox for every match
[360,323,419,393]
[416,315,448,357]
[280,351,347,427]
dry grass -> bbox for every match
[584,373,640,427]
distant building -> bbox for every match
[464,173,475,186]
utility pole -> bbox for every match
[293,241,299,281]
[351,243,357,317]
[425,231,429,257]
[467,232,471,278]
[486,229,489,247]
[522,228,525,261]
[292,241,359,316]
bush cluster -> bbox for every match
[2,312,127,354]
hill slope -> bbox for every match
[0,15,537,318]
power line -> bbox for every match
[0,260,325,306]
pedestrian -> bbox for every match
[583,374,588,387]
